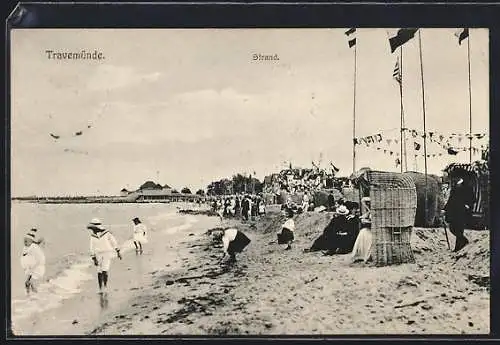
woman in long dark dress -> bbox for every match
[277,209,295,250]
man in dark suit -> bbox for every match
[444,177,474,252]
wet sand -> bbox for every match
[11,211,221,336]
[89,211,489,335]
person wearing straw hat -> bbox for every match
[322,204,351,255]
[21,228,46,295]
[132,217,148,255]
[87,218,122,293]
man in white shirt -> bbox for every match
[21,228,46,294]
[87,218,122,293]
[221,228,251,263]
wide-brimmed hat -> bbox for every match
[24,228,40,242]
[87,218,105,231]
[336,205,349,215]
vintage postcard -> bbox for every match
[9,28,489,335]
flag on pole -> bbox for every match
[387,29,418,53]
[345,28,356,48]
[393,57,402,84]
[455,28,469,45]
[330,162,340,173]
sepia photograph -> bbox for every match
[9,27,489,336]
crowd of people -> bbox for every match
[211,194,266,222]
[218,174,472,263]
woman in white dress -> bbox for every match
[21,228,46,295]
[351,197,373,263]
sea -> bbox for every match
[10,201,203,333]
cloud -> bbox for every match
[86,65,162,91]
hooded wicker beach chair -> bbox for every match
[444,161,489,230]
[350,168,417,266]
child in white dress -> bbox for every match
[132,217,148,255]
[87,218,122,293]
[21,228,46,295]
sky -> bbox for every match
[10,29,489,197]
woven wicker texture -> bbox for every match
[366,170,417,266]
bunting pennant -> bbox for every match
[388,28,419,53]
[414,142,421,151]
[345,28,357,48]
[448,148,459,155]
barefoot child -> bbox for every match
[87,218,122,293]
[20,228,45,295]
[132,217,148,255]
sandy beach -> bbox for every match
[86,210,489,335]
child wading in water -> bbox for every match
[87,218,122,293]
[132,217,148,255]
[21,228,46,295]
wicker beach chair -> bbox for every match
[351,169,417,266]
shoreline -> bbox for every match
[89,212,490,335]
[11,210,220,336]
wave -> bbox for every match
[163,216,199,235]
[10,209,196,329]
[11,259,94,325]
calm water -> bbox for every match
[10,202,190,326]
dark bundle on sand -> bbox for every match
[403,172,441,227]
[178,209,218,217]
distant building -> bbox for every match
[119,181,202,203]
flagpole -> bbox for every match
[352,42,357,174]
[418,30,429,222]
[467,33,472,164]
[399,46,405,173]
